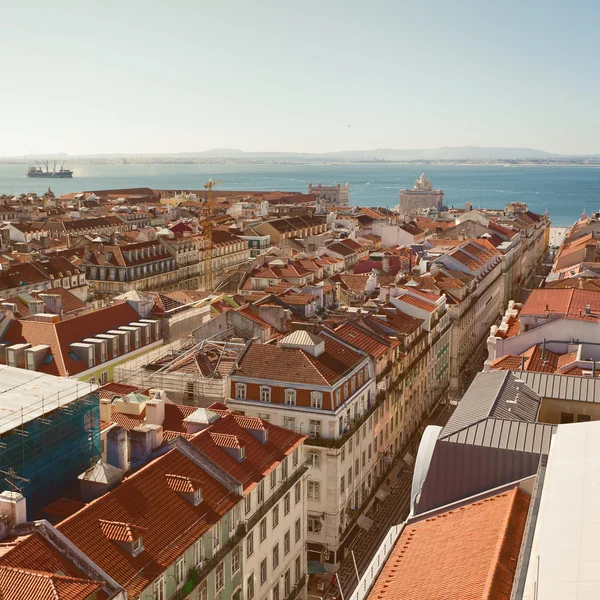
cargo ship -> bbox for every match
[27,161,73,178]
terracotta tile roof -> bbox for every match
[210,432,242,449]
[99,520,147,543]
[162,430,194,442]
[0,566,102,600]
[110,406,146,430]
[368,487,530,600]
[162,404,198,433]
[557,350,578,369]
[331,273,370,293]
[98,382,139,399]
[280,293,317,306]
[396,293,438,312]
[57,412,303,597]
[165,473,202,493]
[2,288,85,318]
[521,288,600,319]
[2,302,141,376]
[334,322,390,358]
[43,498,86,521]
[234,335,364,386]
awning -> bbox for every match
[308,560,328,575]
[357,515,374,531]
[375,483,390,501]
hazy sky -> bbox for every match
[1,0,597,155]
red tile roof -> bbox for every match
[368,487,530,600]
[521,288,600,319]
[334,322,390,358]
[43,498,86,521]
[234,335,365,386]
[57,413,304,597]
[396,293,438,313]
[165,474,202,493]
[0,566,102,600]
[2,302,141,376]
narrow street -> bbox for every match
[323,402,456,600]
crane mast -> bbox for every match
[201,178,223,292]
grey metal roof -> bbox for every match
[441,371,541,437]
[512,371,600,403]
[443,419,556,454]
[416,419,555,515]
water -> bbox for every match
[0,162,599,226]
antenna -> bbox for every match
[0,468,29,493]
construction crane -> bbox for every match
[201,178,223,292]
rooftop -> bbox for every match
[368,487,530,600]
[0,366,96,435]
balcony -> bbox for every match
[246,461,310,533]
[306,390,387,450]
[284,573,307,600]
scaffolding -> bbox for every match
[113,336,249,407]
[0,388,101,518]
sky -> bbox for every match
[0,0,598,156]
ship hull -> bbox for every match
[27,172,73,178]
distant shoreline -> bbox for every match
[2,160,600,168]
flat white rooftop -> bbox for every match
[523,420,600,600]
[0,365,98,435]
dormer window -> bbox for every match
[311,392,323,409]
[235,383,247,400]
[260,386,271,403]
[285,389,296,406]
[239,446,246,461]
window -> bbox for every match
[341,446,345,462]
[246,574,254,600]
[176,556,185,587]
[213,522,221,551]
[153,576,165,600]
[285,389,296,405]
[232,547,240,574]
[308,516,320,534]
[100,371,108,385]
[260,517,267,542]
[295,481,301,504]
[284,530,291,555]
[260,386,271,402]
[284,492,291,515]
[348,467,352,485]
[260,558,267,584]
[344,382,349,398]
[374,437,378,453]
[362,451,366,469]
[216,563,224,592]
[246,531,254,557]
[258,412,270,421]
[295,517,301,542]
[272,583,280,600]
[199,581,208,600]
[235,383,246,400]
[295,555,301,583]
[284,569,291,596]
[245,493,252,515]
[281,457,288,480]
[349,436,353,453]
[340,475,345,494]
[577,414,591,422]
[272,505,279,529]
[308,450,321,468]
[308,481,320,501]
[311,391,323,409]
[194,539,203,566]
[336,388,341,406]
[284,416,296,431]
[358,370,363,387]
[309,419,321,437]
[368,444,372,460]
[355,459,359,477]
[293,447,298,466]
[272,543,280,569]
[257,480,264,505]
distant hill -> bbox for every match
[173,146,557,161]
[4,146,571,162]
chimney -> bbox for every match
[100,398,111,423]
[0,492,27,527]
[145,391,166,426]
[514,379,525,393]
[38,293,63,315]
